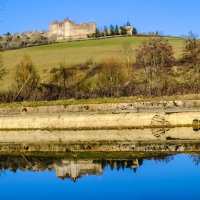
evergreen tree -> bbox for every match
[95,28,101,38]
[104,26,109,36]
[132,27,138,35]
[115,25,119,35]
[120,26,127,35]
[126,21,131,26]
[6,32,11,36]
[110,25,115,36]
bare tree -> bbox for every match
[14,55,40,100]
[136,37,174,69]
[135,37,175,95]
[180,32,200,66]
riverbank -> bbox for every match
[0,98,199,154]
[0,99,199,130]
[1,139,200,153]
[0,94,199,108]
[0,125,199,152]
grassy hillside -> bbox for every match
[1,36,185,90]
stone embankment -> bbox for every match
[0,127,198,144]
[0,100,199,129]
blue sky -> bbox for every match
[0,0,199,36]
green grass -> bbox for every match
[1,36,185,90]
[0,151,176,160]
[0,94,199,108]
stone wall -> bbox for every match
[0,127,198,144]
[49,19,96,40]
[0,112,199,129]
[66,23,96,39]
[0,100,199,130]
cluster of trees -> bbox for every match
[88,22,137,38]
[0,32,56,50]
[0,33,199,102]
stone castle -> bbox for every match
[49,17,96,40]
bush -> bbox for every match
[14,55,40,101]
[180,32,200,66]
[136,37,175,69]
[49,63,77,99]
[135,37,175,95]
[0,32,54,50]
[96,58,132,97]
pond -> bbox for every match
[0,154,200,199]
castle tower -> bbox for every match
[125,26,133,36]
[64,19,73,39]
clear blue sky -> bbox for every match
[0,0,199,36]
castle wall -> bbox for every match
[49,19,96,40]
[66,23,96,39]
[49,23,65,40]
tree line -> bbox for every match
[0,32,199,102]
[88,21,137,38]
[0,32,56,51]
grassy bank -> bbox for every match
[0,94,199,108]
[0,151,175,160]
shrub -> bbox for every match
[180,32,200,66]
[14,55,40,101]
[135,37,175,95]
[136,37,175,69]
[96,58,132,97]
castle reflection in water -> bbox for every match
[0,156,145,181]
[55,159,141,181]
[1,154,199,181]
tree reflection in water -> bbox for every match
[0,154,178,181]
[0,153,199,181]
[190,155,200,166]
[94,159,143,173]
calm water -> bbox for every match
[0,154,200,200]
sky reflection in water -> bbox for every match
[0,154,200,200]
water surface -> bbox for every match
[0,154,200,200]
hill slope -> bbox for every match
[2,36,185,90]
